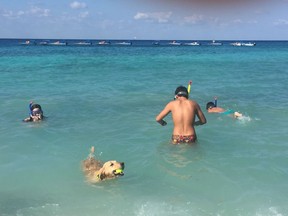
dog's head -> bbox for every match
[97,160,125,181]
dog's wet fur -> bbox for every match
[82,147,125,183]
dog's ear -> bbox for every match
[97,168,106,181]
[97,173,105,180]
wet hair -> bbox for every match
[175,86,188,99]
[206,102,215,110]
[31,104,42,110]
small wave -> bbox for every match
[134,201,194,216]
[255,206,284,216]
[16,203,60,216]
[237,115,252,124]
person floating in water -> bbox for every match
[156,86,207,144]
[206,97,242,118]
[23,101,44,122]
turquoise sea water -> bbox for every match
[0,40,288,216]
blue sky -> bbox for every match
[1,0,288,40]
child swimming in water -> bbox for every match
[23,101,44,122]
[206,97,242,118]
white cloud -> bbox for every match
[182,14,221,26]
[1,6,50,18]
[134,13,148,20]
[233,19,243,23]
[222,18,259,26]
[29,6,50,17]
[17,11,25,16]
[273,19,288,25]
[60,11,89,22]
[248,20,258,24]
[134,12,172,23]
[70,1,87,9]
[2,10,14,18]
[184,14,204,24]
[79,11,89,18]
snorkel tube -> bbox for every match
[214,96,218,107]
[29,101,33,116]
[187,80,192,95]
[188,80,192,93]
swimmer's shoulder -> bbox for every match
[188,99,200,107]
[210,107,225,113]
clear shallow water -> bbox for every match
[0,40,288,216]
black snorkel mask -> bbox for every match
[174,91,188,100]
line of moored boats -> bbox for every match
[167,40,256,46]
[230,42,256,46]
[20,40,256,47]
[20,40,126,46]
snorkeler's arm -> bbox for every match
[23,117,32,122]
[156,103,172,126]
[194,103,207,126]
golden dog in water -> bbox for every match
[82,146,125,183]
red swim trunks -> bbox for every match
[172,135,196,144]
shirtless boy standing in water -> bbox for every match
[156,86,207,144]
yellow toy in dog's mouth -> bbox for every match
[114,169,124,176]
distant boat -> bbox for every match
[152,41,160,46]
[231,42,256,47]
[38,41,49,45]
[98,40,111,45]
[231,42,242,46]
[184,42,200,46]
[242,42,256,46]
[209,40,222,46]
[115,41,132,46]
[20,40,35,45]
[74,41,92,46]
[169,41,181,46]
[49,41,67,46]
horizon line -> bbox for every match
[1,38,287,42]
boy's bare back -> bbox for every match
[156,86,206,143]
